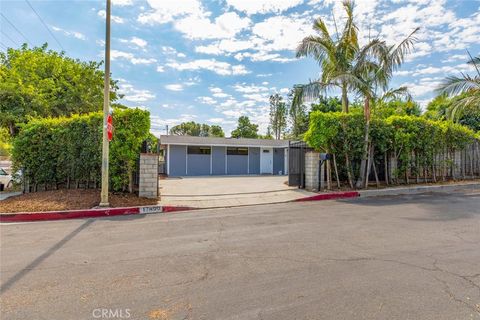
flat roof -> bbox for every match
[160,135,290,148]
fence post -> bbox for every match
[305,151,320,192]
[139,153,159,199]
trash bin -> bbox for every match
[0,183,4,192]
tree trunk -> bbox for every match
[8,122,16,136]
[326,160,332,190]
[365,143,372,189]
[356,96,370,189]
[345,153,354,189]
[128,168,134,193]
[333,153,340,189]
[384,152,389,185]
[341,84,349,113]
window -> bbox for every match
[0,168,7,176]
[187,146,211,155]
[227,147,248,156]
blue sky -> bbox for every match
[1,0,479,135]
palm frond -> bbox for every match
[467,55,480,66]
[312,18,331,40]
[380,86,412,102]
[296,35,335,63]
[385,27,419,74]
[447,93,480,121]
[437,74,480,96]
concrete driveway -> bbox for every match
[1,191,479,319]
[158,175,314,207]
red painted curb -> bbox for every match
[0,205,196,223]
[295,191,359,202]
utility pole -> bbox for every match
[99,0,111,207]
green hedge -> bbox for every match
[12,108,151,191]
[304,112,478,183]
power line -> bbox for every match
[24,0,64,51]
[0,13,31,45]
[0,29,18,47]
[0,42,8,50]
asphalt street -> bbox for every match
[1,191,479,320]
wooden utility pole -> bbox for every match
[99,0,111,207]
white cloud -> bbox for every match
[195,39,252,55]
[51,25,86,40]
[225,0,303,15]
[165,84,184,91]
[97,9,124,24]
[251,15,311,52]
[110,50,157,65]
[130,37,147,48]
[234,51,295,63]
[233,83,269,93]
[175,11,251,40]
[137,0,202,24]
[166,59,249,75]
[156,65,165,72]
[112,0,133,5]
[198,96,217,105]
[118,79,155,103]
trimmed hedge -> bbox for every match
[304,112,479,184]
[12,108,151,192]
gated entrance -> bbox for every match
[288,141,314,188]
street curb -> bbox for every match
[358,182,480,198]
[294,191,360,202]
[0,205,195,223]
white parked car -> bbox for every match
[0,168,13,189]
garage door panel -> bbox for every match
[227,155,248,175]
[187,154,210,176]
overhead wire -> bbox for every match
[24,0,64,51]
[0,29,18,47]
[0,13,31,45]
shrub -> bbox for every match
[12,108,151,192]
[305,112,478,183]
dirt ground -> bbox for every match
[0,189,158,213]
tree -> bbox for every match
[310,96,342,113]
[295,0,359,113]
[170,121,224,137]
[353,29,418,188]
[269,94,288,139]
[437,53,480,121]
[209,125,225,137]
[231,116,258,138]
[425,93,480,131]
[0,44,119,136]
[288,89,309,139]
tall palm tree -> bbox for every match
[295,0,359,113]
[354,29,418,188]
[437,53,480,120]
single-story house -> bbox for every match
[160,135,289,177]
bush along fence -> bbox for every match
[12,108,151,193]
[304,111,480,190]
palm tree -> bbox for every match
[437,53,480,120]
[295,0,358,113]
[353,29,418,188]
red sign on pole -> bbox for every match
[107,113,113,142]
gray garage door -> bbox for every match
[226,147,248,175]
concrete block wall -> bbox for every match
[139,153,159,199]
[305,151,320,191]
